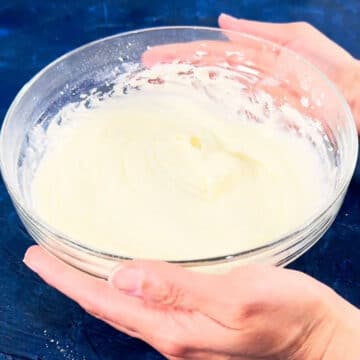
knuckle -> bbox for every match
[158,337,188,357]
[156,282,183,307]
[223,298,262,325]
[238,299,262,319]
[80,299,108,321]
[152,329,191,358]
[292,21,313,32]
[219,269,271,325]
[81,300,100,317]
[224,302,246,323]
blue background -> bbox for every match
[0,1,359,359]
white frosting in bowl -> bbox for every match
[29,64,331,260]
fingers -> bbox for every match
[110,260,215,309]
[23,246,157,341]
[218,14,356,131]
[218,14,354,67]
[141,40,259,68]
[143,15,309,69]
[218,13,300,46]
[110,260,249,325]
[23,246,221,358]
[141,40,322,127]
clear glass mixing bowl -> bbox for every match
[0,27,358,278]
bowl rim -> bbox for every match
[0,25,358,265]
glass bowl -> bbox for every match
[0,27,358,278]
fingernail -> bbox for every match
[23,249,40,273]
[109,267,145,297]
[220,13,239,21]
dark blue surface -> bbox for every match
[0,1,359,359]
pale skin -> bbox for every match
[23,14,360,360]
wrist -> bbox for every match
[323,297,360,360]
[309,287,360,360]
[291,282,360,360]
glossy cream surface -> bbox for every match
[30,65,329,260]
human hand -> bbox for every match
[24,245,360,360]
[141,15,360,134]
[218,14,360,132]
[22,15,360,360]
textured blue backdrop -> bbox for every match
[0,1,359,359]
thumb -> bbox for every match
[218,13,299,46]
[109,260,237,318]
